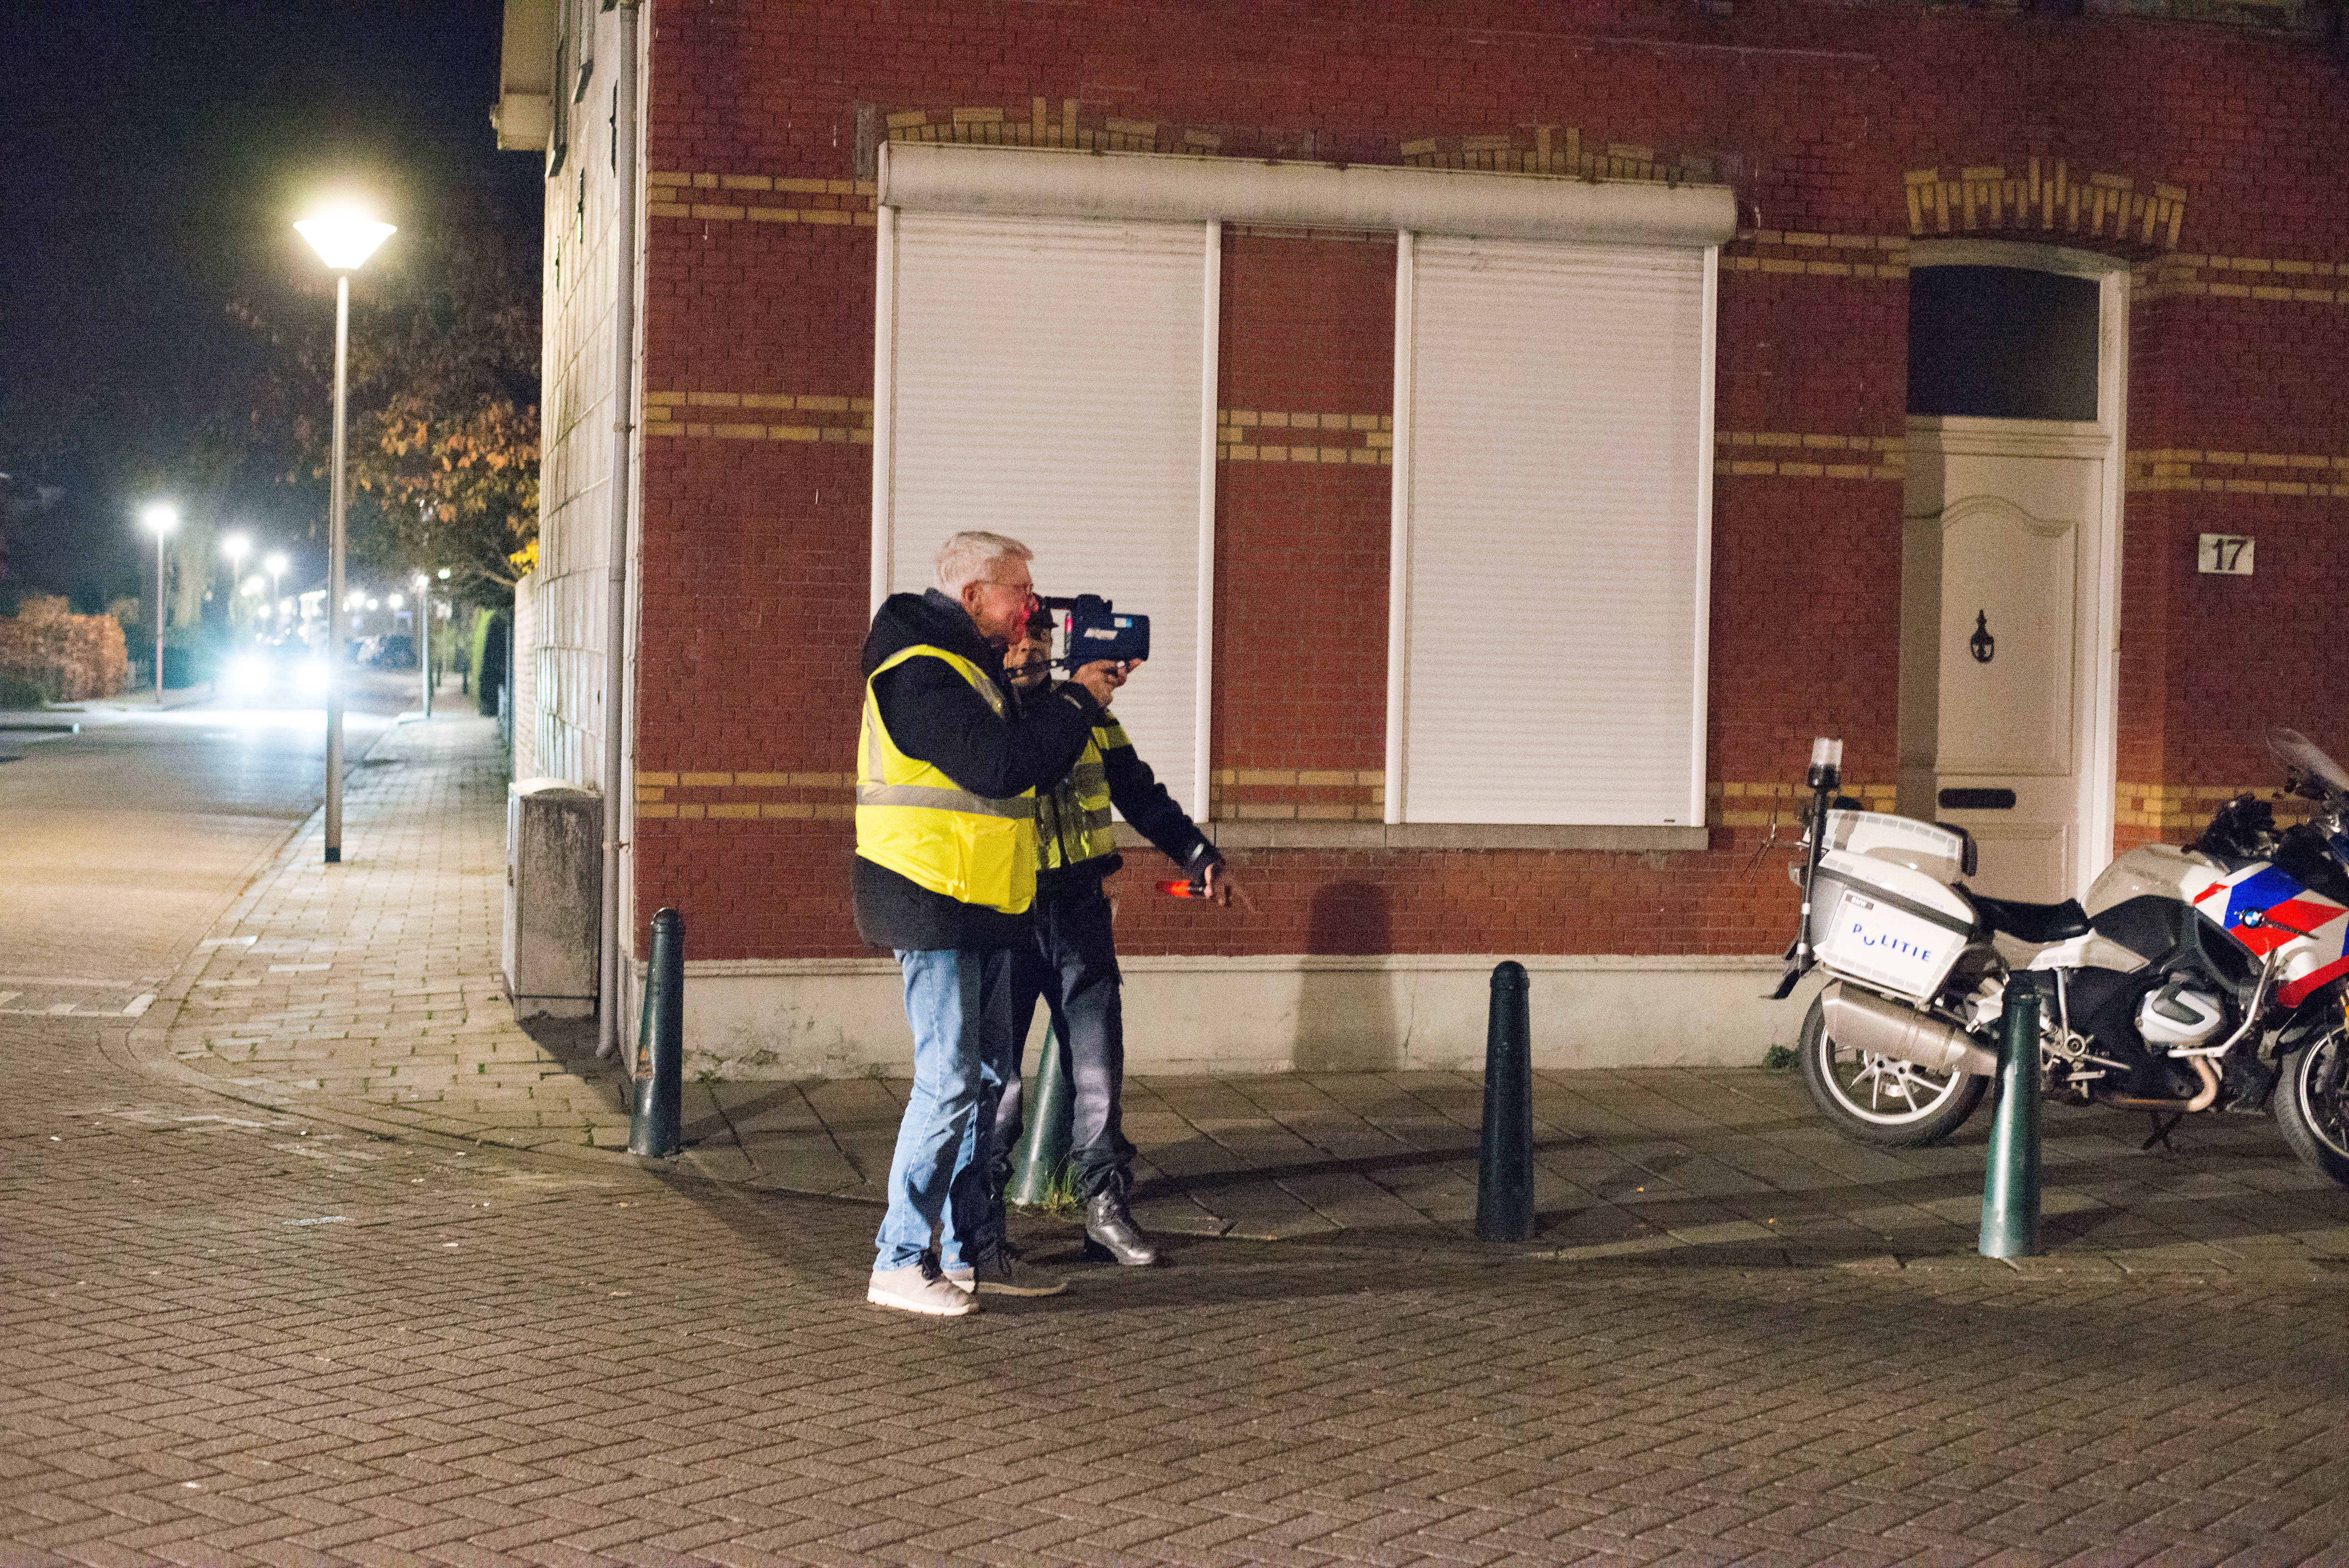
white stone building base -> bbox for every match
[621,954,1819,1081]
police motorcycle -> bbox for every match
[1774,729,2349,1188]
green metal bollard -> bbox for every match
[1979,970,2044,1258]
[1005,1025,1072,1207]
[627,908,684,1158]
[1476,961,1535,1242]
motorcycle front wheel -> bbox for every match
[1797,992,1989,1147]
[2274,1028,2349,1188]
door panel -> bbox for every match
[1937,497,2074,779]
[1905,442,2103,904]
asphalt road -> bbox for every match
[0,672,416,995]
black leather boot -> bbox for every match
[1083,1190,1160,1266]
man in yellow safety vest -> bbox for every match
[854,531,1130,1317]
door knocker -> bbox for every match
[1969,610,1996,664]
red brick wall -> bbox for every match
[624,0,2349,959]
[1212,231,1394,781]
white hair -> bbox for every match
[934,531,1032,597]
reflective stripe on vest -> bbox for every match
[854,644,1037,914]
[1037,715,1125,871]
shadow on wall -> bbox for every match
[1294,880,1397,1072]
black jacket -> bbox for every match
[1028,681,1220,901]
[851,589,1103,951]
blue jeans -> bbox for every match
[875,947,1015,1271]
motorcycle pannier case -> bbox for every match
[1807,812,1977,1004]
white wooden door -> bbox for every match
[1903,426,2107,902]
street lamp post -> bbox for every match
[264,552,287,631]
[296,205,395,866]
[221,533,250,641]
[418,499,434,720]
[413,572,432,719]
[140,503,177,702]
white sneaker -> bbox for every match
[941,1260,975,1294]
[868,1258,978,1316]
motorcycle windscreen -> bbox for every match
[2271,727,2349,800]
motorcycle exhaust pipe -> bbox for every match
[2100,1056,2221,1114]
[1819,981,1999,1078]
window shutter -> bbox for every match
[1390,235,1716,826]
[879,212,1211,817]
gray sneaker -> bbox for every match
[941,1260,975,1294]
[970,1245,1066,1297]
[868,1257,978,1316]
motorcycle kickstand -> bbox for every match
[2142,1112,2185,1153]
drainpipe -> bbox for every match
[597,0,641,1060]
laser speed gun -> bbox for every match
[1043,594,1148,669]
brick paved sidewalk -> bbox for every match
[132,712,638,1161]
[133,710,2349,1281]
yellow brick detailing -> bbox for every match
[2116,784,2313,834]
[645,172,877,227]
[885,100,1222,154]
[631,770,854,823]
[1399,126,1727,187]
[640,392,875,444]
[2135,252,2349,306]
[2125,449,2349,498]
[1217,410,1393,466]
[1904,159,2187,251]
[1714,431,1905,482]
[634,766,2324,841]
[1211,768,1387,822]
[1724,230,1909,282]
[1709,781,1895,830]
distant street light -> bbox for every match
[296,203,395,866]
[139,503,177,702]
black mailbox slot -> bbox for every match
[1938,788,2018,811]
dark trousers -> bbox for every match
[991,882,1136,1202]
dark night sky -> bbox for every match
[0,0,541,609]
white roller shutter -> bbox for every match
[875,211,1212,818]
[1388,235,1716,826]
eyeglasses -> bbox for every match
[982,576,1038,605]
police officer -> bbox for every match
[994,609,1232,1267]
[855,532,1129,1316]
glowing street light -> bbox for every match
[139,503,177,702]
[297,201,395,865]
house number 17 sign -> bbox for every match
[2198,534,2255,576]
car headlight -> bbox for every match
[295,660,332,698]
[224,655,269,698]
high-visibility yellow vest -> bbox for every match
[1036,716,1125,872]
[854,645,1037,914]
